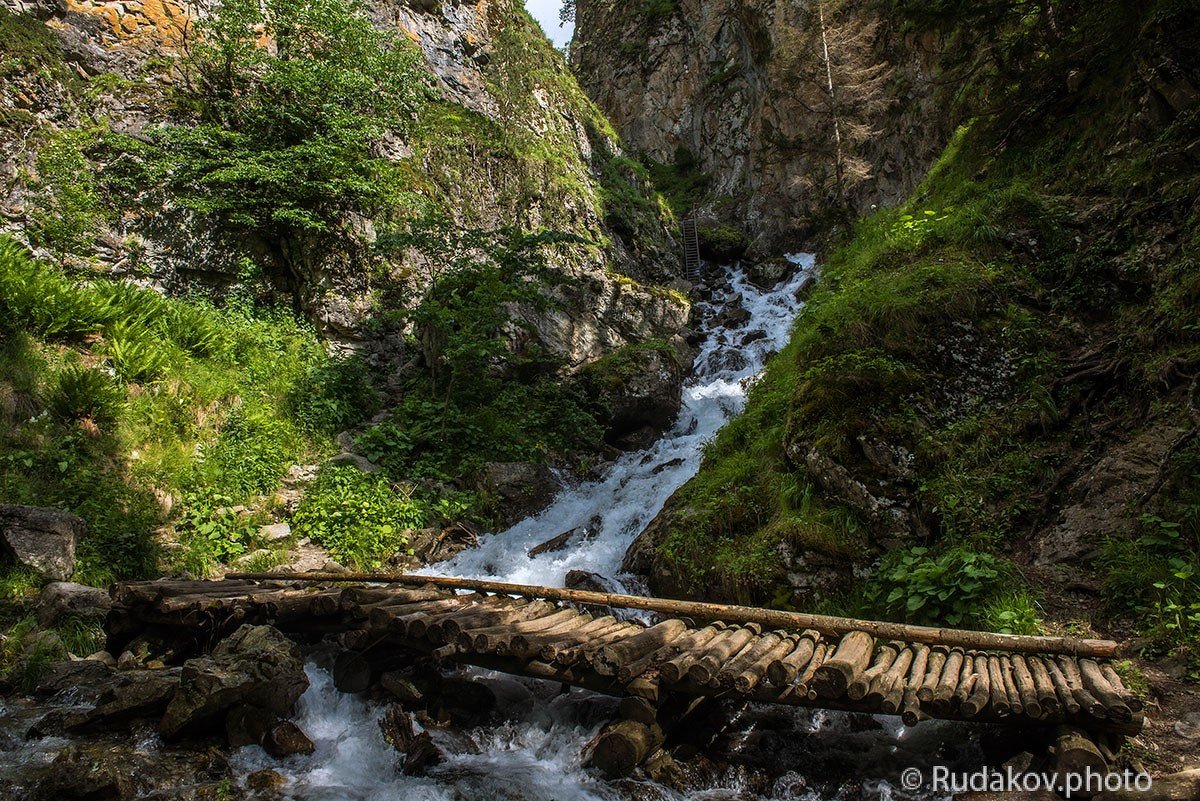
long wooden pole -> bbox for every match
[225,572,1119,658]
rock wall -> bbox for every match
[0,0,688,367]
[572,0,950,253]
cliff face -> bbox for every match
[0,0,688,366]
[572,0,950,253]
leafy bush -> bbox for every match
[866,546,1010,628]
[1100,513,1200,668]
[103,321,172,382]
[156,0,433,239]
[43,365,123,427]
[292,466,425,567]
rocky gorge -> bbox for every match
[2,0,1200,798]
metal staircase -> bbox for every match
[681,217,702,286]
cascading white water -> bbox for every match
[433,256,818,588]
[232,257,974,800]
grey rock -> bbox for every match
[0,504,85,581]
[259,522,292,542]
[328,451,381,473]
[1094,770,1200,801]
[36,581,111,627]
[262,720,315,757]
[159,625,308,740]
[477,462,563,527]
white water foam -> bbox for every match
[432,256,817,588]
[232,257,972,800]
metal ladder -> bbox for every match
[681,217,702,285]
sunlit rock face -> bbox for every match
[1,0,687,366]
[573,0,950,255]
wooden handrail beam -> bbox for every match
[225,572,1120,658]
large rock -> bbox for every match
[1094,769,1200,801]
[582,338,692,450]
[0,504,85,581]
[159,625,309,740]
[477,462,564,527]
[36,581,111,627]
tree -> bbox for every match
[775,0,895,203]
[157,0,433,243]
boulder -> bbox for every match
[262,720,316,758]
[1094,769,1200,801]
[582,339,691,451]
[565,569,621,594]
[477,462,564,527]
[743,256,793,289]
[259,522,292,542]
[0,504,85,581]
[36,581,112,627]
[159,625,309,740]
[30,664,179,735]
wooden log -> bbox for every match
[987,655,1011,717]
[228,572,1121,657]
[1079,659,1133,722]
[848,642,898,700]
[962,656,991,717]
[553,621,631,666]
[918,647,948,702]
[1044,657,1082,716]
[1057,657,1106,718]
[795,642,830,699]
[508,612,601,658]
[1049,724,1108,789]
[428,598,529,641]
[766,631,820,686]
[625,675,660,702]
[729,633,796,693]
[902,645,932,723]
[810,630,875,699]
[455,601,557,650]
[1099,662,1143,712]
[613,696,655,727]
[659,626,727,684]
[1000,655,1023,716]
[928,649,964,713]
[333,650,373,694]
[538,617,619,661]
[616,623,727,681]
[1010,655,1043,720]
[949,654,977,712]
[1028,656,1061,716]
[595,620,689,677]
[467,608,581,653]
[712,632,780,690]
[583,720,665,779]
[688,626,759,685]
[877,647,915,713]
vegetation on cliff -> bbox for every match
[653,0,1199,667]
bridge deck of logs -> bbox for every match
[105,573,1143,739]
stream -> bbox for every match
[230,258,980,800]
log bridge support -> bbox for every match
[106,573,1142,778]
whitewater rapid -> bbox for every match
[232,257,975,800]
[432,257,817,588]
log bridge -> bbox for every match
[105,572,1142,771]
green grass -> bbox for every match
[0,239,373,582]
[651,0,1200,634]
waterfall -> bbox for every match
[231,257,975,800]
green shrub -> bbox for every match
[43,364,123,427]
[103,321,172,382]
[866,546,1011,628]
[195,407,297,498]
[155,0,433,240]
[292,466,425,567]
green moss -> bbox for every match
[653,0,1200,625]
